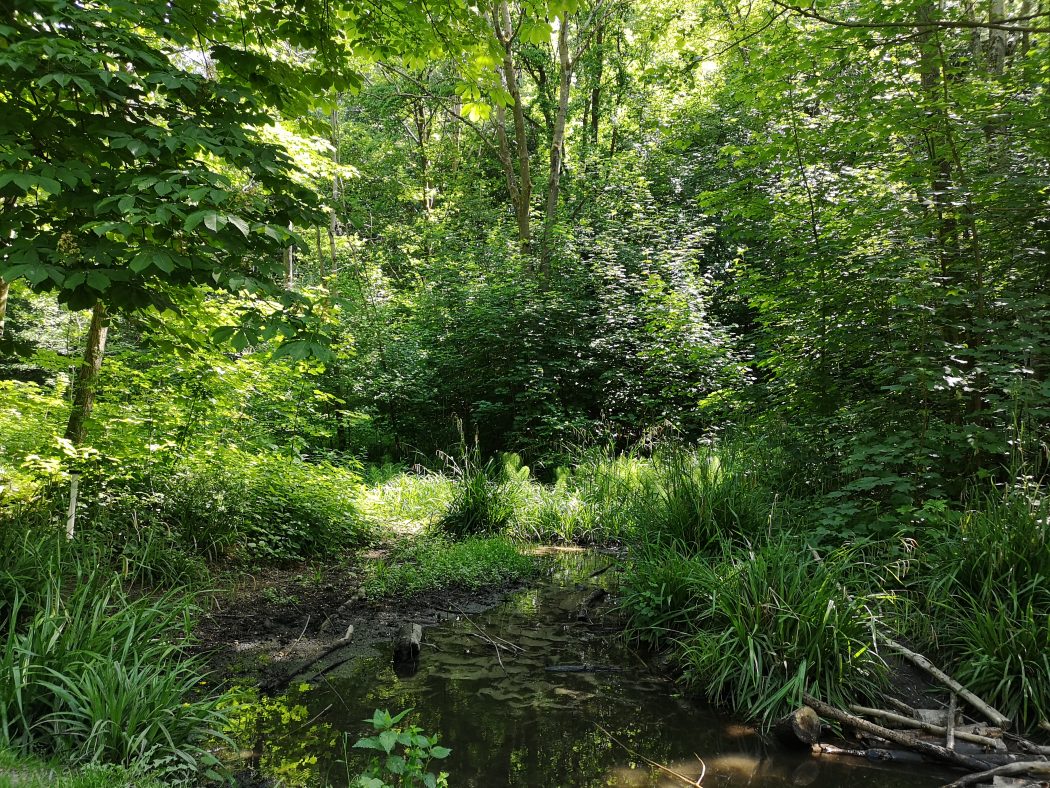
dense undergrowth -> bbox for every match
[0,529,229,785]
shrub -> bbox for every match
[947,582,1050,729]
[636,446,776,552]
[438,453,519,538]
[156,448,371,562]
[920,487,1050,730]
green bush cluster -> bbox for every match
[10,447,373,567]
[0,529,229,784]
[157,448,371,563]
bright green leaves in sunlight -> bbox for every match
[0,0,324,313]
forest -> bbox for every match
[1,0,1048,785]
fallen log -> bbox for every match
[803,694,994,771]
[880,637,1012,730]
[812,743,915,762]
[393,623,423,663]
[849,705,1006,751]
[775,706,823,748]
[942,761,1050,788]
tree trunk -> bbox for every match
[918,4,961,284]
[495,0,533,259]
[64,301,109,446]
[988,0,1007,73]
[0,277,9,340]
[329,104,340,284]
[589,24,604,146]
[541,12,572,277]
[284,243,295,289]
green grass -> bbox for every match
[363,534,538,598]
[918,487,1050,730]
[0,749,162,788]
[0,528,230,784]
[358,467,455,531]
[620,534,893,727]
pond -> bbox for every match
[241,550,955,787]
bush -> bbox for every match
[438,452,519,538]
[636,446,777,552]
[0,529,229,783]
[153,448,371,562]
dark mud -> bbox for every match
[192,553,535,692]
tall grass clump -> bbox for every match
[633,445,778,552]
[513,449,653,543]
[0,528,229,783]
[438,450,524,538]
[621,534,891,726]
[921,486,1050,730]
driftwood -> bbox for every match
[881,636,1012,730]
[947,693,958,750]
[1006,734,1050,758]
[942,761,1050,788]
[848,705,1006,750]
[803,694,994,771]
[775,706,823,748]
[393,623,423,663]
[813,743,912,761]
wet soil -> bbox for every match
[191,551,533,693]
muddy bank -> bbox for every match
[192,555,534,691]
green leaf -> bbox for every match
[378,729,398,754]
[86,271,110,291]
[352,736,383,751]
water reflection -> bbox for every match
[247,552,954,787]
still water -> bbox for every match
[247,551,954,787]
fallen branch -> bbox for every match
[1004,733,1050,758]
[595,722,704,786]
[946,693,957,751]
[848,705,1004,750]
[942,760,1050,788]
[452,604,523,653]
[886,697,921,717]
[880,637,1012,730]
[803,694,993,771]
[265,627,355,692]
[813,743,902,761]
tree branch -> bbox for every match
[770,0,1050,33]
